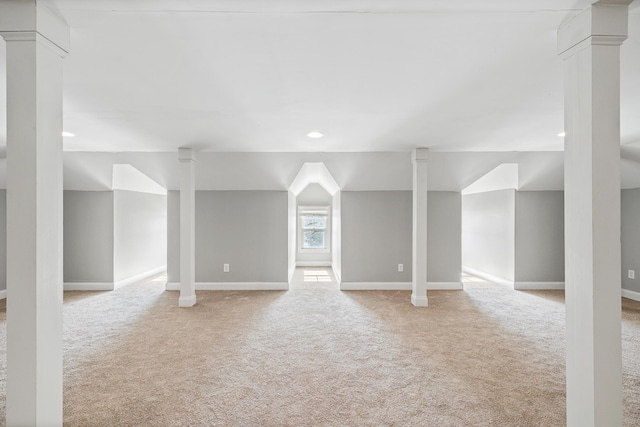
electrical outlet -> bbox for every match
[629,269,635,280]
[398,264,404,272]
[224,263,230,273]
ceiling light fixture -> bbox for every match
[62,131,76,137]
[307,131,324,139]
[557,132,566,137]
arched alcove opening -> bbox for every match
[288,163,341,286]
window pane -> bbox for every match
[303,230,325,249]
[302,215,326,229]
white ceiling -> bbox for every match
[2,0,638,154]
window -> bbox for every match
[299,206,330,251]
[302,214,327,249]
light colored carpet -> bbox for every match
[0,269,638,426]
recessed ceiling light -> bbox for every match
[557,132,566,137]
[62,131,75,137]
[307,131,324,138]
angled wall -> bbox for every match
[113,190,167,284]
[622,188,640,295]
[462,189,516,284]
[63,191,114,286]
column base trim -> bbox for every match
[296,261,332,267]
[178,295,197,307]
[514,281,565,290]
[411,294,429,307]
[622,288,640,302]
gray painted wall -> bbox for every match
[514,191,565,283]
[113,190,167,282]
[63,191,114,283]
[428,192,462,283]
[622,188,640,293]
[462,189,515,282]
[168,191,289,283]
[196,191,288,282]
[340,191,462,283]
[341,191,413,283]
[167,191,180,283]
[0,191,6,290]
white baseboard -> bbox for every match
[340,282,412,291]
[296,261,332,267]
[166,282,289,291]
[332,267,341,285]
[114,265,166,289]
[411,294,429,307]
[428,282,464,290]
[340,282,463,291]
[622,288,640,302]
[64,282,114,291]
[515,281,565,290]
[462,266,514,287]
[0,289,6,300]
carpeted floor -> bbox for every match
[0,269,638,426]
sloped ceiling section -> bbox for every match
[0,150,630,192]
[59,151,574,192]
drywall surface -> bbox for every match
[63,150,569,193]
[331,191,342,282]
[462,189,515,282]
[0,191,6,290]
[113,190,167,282]
[167,190,181,283]
[195,191,288,282]
[515,191,564,283]
[428,192,462,283]
[341,191,412,283]
[296,183,332,204]
[63,191,114,283]
[622,188,640,292]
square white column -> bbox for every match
[558,2,630,425]
[411,148,428,307]
[0,1,69,425]
[178,148,197,307]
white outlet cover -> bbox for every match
[398,264,403,272]
[629,270,635,279]
[224,264,230,273]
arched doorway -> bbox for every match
[287,163,341,287]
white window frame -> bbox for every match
[298,206,331,253]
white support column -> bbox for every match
[558,2,630,426]
[411,148,428,307]
[0,2,69,425]
[178,148,197,307]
